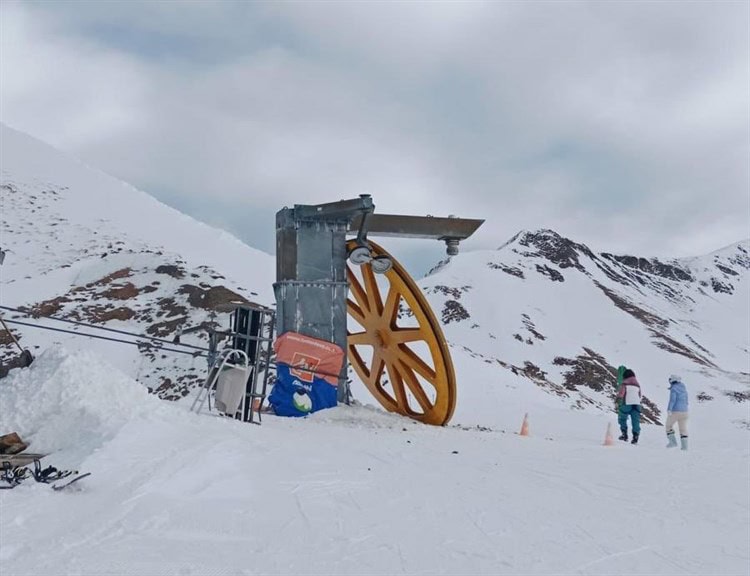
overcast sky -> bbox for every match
[1,1,748,275]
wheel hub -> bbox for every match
[373,329,388,349]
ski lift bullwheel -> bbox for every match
[346,240,456,425]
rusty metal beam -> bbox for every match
[348,214,484,240]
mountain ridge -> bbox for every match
[413,226,748,427]
[2,124,747,429]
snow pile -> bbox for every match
[0,346,160,464]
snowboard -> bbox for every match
[1,459,91,491]
[52,472,91,491]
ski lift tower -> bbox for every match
[274,195,483,425]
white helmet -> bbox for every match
[668,374,681,385]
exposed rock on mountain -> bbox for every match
[1,124,747,428]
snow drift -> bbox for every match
[0,346,161,466]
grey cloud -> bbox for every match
[1,0,747,268]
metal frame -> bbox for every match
[230,304,276,424]
[274,197,372,402]
[191,303,276,424]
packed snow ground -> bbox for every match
[1,348,748,576]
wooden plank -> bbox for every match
[0,432,28,455]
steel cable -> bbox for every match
[3,319,206,357]
[0,305,208,352]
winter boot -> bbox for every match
[618,430,628,441]
[631,433,639,445]
[680,436,688,451]
[666,431,678,448]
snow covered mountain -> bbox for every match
[414,230,750,428]
[1,122,748,431]
[2,123,749,576]
[1,123,274,395]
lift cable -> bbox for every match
[3,318,206,358]
[0,305,208,353]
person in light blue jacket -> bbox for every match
[666,375,689,450]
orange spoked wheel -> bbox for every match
[346,240,456,425]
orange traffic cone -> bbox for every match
[519,413,530,437]
[603,422,614,446]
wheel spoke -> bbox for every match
[368,348,385,386]
[348,271,370,314]
[400,287,429,326]
[390,328,423,344]
[362,264,383,316]
[398,361,434,413]
[397,345,437,384]
[348,331,371,346]
[375,361,398,410]
[347,299,367,328]
[348,345,367,374]
[386,361,409,411]
[383,286,400,327]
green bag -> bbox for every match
[615,365,627,410]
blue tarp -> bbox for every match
[268,363,338,417]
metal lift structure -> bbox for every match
[274,195,483,425]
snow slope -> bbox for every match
[1,349,748,576]
[1,122,274,394]
[0,123,274,291]
[407,230,750,433]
